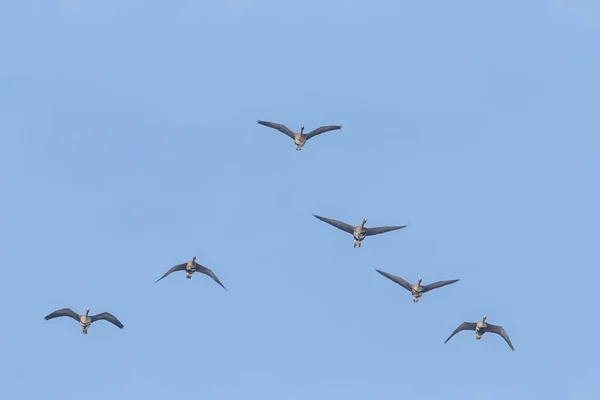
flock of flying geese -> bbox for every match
[44,120,515,351]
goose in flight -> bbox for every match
[257,120,341,150]
[444,315,515,351]
[44,308,124,334]
[313,214,407,248]
[155,256,227,289]
[375,269,459,303]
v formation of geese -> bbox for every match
[43,119,514,352]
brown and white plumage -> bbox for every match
[375,269,459,302]
[257,120,341,150]
[44,307,124,334]
[444,315,515,351]
[155,256,227,290]
[313,214,407,248]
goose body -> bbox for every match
[155,256,227,289]
[79,312,92,332]
[44,307,124,334]
[353,219,368,246]
[444,315,515,351]
[294,131,307,149]
[313,214,407,248]
[375,269,459,302]
[257,120,341,151]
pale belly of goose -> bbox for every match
[185,268,194,279]
[353,230,366,241]
[475,327,486,339]
[294,135,306,150]
[412,290,423,302]
[80,316,92,334]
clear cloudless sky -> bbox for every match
[1,1,599,399]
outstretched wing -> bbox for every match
[257,120,295,139]
[90,312,124,329]
[444,322,477,344]
[155,263,187,283]
[44,308,80,322]
[312,214,355,234]
[375,269,413,292]
[364,225,407,236]
[486,323,515,351]
[421,279,460,293]
[305,125,342,140]
[194,263,227,290]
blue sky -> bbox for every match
[1,1,599,399]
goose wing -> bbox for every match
[312,214,355,234]
[194,263,227,290]
[257,120,295,139]
[375,269,413,292]
[421,279,460,293]
[364,224,407,236]
[155,263,187,283]
[444,322,477,344]
[90,312,124,329]
[486,323,515,351]
[305,125,342,140]
[44,308,80,322]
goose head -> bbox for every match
[417,278,422,286]
[192,256,196,261]
[85,308,90,316]
[482,315,487,323]
[361,218,367,227]
[300,125,304,134]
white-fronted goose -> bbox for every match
[313,214,407,248]
[44,307,124,334]
[155,256,227,289]
[444,315,515,351]
[257,120,342,150]
[375,269,459,303]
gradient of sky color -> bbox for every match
[1,1,599,399]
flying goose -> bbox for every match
[313,214,407,248]
[155,256,227,289]
[44,308,124,334]
[257,120,342,150]
[444,315,515,351]
[375,269,459,303]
